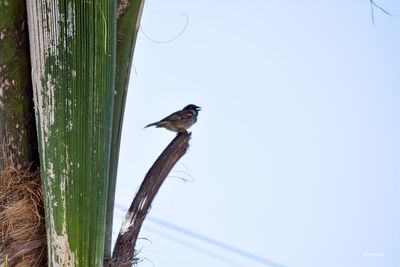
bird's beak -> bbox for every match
[196,106,202,111]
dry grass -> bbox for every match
[0,161,47,266]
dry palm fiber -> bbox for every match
[0,159,47,266]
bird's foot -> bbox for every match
[177,129,189,135]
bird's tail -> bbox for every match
[144,122,158,128]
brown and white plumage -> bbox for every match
[145,104,201,133]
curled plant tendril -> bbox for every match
[370,0,394,26]
[140,13,189,44]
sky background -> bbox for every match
[112,1,400,266]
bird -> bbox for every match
[144,104,201,133]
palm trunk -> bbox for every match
[0,0,38,171]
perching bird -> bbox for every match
[145,104,201,133]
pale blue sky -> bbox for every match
[113,1,400,266]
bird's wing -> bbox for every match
[159,110,193,122]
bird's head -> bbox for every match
[183,104,201,113]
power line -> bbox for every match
[146,216,285,267]
[145,226,247,267]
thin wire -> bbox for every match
[170,169,195,180]
[167,169,195,182]
[166,175,193,182]
[146,216,285,267]
[178,162,191,172]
